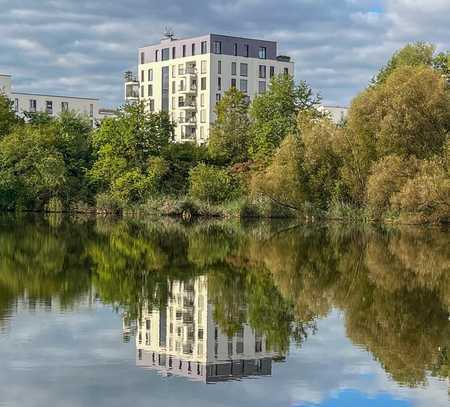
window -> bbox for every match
[231,62,237,76]
[172,65,176,78]
[239,79,248,93]
[233,43,238,56]
[216,77,221,91]
[216,93,221,102]
[259,65,266,79]
[14,98,19,112]
[258,81,266,94]
[201,41,207,54]
[172,81,176,94]
[155,49,159,62]
[162,48,170,61]
[191,43,196,56]
[200,126,204,139]
[89,104,94,118]
[178,64,184,75]
[201,77,207,90]
[200,109,206,123]
[231,78,237,88]
[182,45,186,57]
[141,85,144,97]
[61,101,68,112]
[148,84,153,97]
[141,70,144,82]
[172,96,176,109]
[46,101,53,114]
[200,93,205,107]
[148,69,153,81]
[244,44,249,57]
[161,66,170,112]
[178,96,184,107]
[270,66,275,78]
[172,46,176,59]
[258,46,267,59]
[240,63,248,77]
[284,67,289,76]
[149,99,155,112]
[213,41,222,54]
[201,60,207,74]
[140,52,144,64]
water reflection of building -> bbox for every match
[130,276,280,383]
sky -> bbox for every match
[1,0,450,108]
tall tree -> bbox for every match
[0,93,19,139]
[249,75,321,162]
[208,87,250,164]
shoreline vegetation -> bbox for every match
[0,42,449,225]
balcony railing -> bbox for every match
[179,67,197,76]
[178,117,197,124]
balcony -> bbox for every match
[179,67,197,77]
[178,116,197,126]
[178,101,197,110]
[179,85,197,95]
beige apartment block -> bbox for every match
[126,33,294,144]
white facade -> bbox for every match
[319,105,349,124]
[131,34,294,144]
[131,275,280,383]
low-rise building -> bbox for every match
[1,73,108,126]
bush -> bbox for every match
[45,197,63,213]
[95,192,123,214]
[188,163,237,204]
[366,155,419,219]
[391,159,450,224]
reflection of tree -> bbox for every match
[0,215,92,320]
[0,215,448,387]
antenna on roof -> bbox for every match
[163,27,175,40]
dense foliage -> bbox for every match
[0,41,448,223]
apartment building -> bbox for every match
[1,73,107,126]
[127,33,294,144]
[130,275,281,383]
[318,105,349,124]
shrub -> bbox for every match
[366,155,419,219]
[188,163,237,204]
[391,159,450,224]
[95,192,123,214]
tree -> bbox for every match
[249,75,321,162]
[208,87,250,164]
[373,42,435,85]
[0,126,66,210]
[90,103,175,206]
[188,163,236,204]
[53,111,94,207]
[366,155,419,219]
[342,65,450,204]
[0,93,19,139]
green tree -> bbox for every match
[0,93,19,138]
[90,103,175,206]
[188,163,236,204]
[208,87,250,164]
[0,126,66,210]
[249,75,321,162]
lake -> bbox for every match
[0,215,449,406]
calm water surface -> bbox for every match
[0,215,449,407]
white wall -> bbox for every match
[11,92,100,123]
